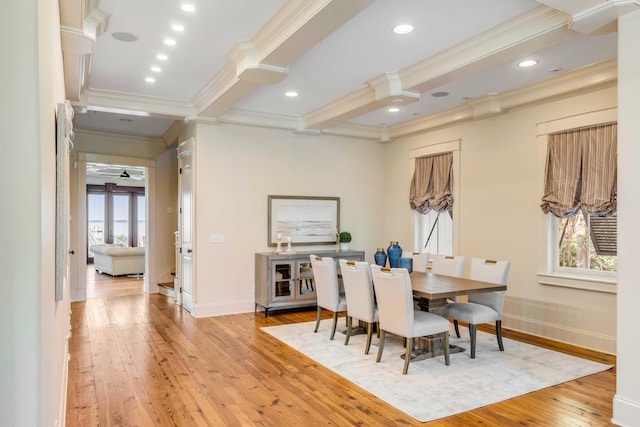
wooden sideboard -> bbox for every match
[255,249,365,316]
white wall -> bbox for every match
[613,9,640,427]
[0,0,69,426]
[186,124,386,317]
[384,85,618,354]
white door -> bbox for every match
[178,138,195,313]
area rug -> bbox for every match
[261,319,611,422]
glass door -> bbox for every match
[112,193,131,246]
[87,193,106,261]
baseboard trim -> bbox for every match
[612,395,640,427]
[192,300,255,318]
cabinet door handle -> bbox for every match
[187,249,192,253]
[68,250,75,255]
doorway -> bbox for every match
[72,153,157,302]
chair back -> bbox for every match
[310,255,341,311]
[468,258,511,315]
[339,260,376,323]
[370,265,413,337]
[431,254,466,278]
[402,251,430,272]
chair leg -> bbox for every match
[496,320,504,351]
[469,324,477,359]
[443,332,450,366]
[314,306,322,333]
[453,320,461,338]
[403,337,413,375]
[344,316,352,345]
[376,330,386,362]
[330,312,339,340]
[364,322,373,355]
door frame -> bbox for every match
[72,152,157,301]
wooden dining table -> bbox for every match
[408,271,507,359]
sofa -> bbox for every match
[90,244,145,276]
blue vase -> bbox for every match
[374,248,387,267]
[387,241,402,268]
[398,257,413,273]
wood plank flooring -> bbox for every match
[66,294,617,426]
[86,264,144,299]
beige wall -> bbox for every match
[0,0,69,425]
[154,147,179,283]
[185,124,386,316]
[384,85,618,354]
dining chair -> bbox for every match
[338,259,379,354]
[402,251,430,273]
[370,264,450,374]
[431,254,467,315]
[310,255,347,340]
[445,258,511,359]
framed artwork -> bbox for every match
[55,102,74,301]
[268,195,340,246]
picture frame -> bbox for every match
[268,195,340,246]
[55,102,74,301]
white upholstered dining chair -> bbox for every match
[445,258,511,359]
[310,255,347,340]
[431,254,467,310]
[402,251,430,273]
[339,259,379,354]
[370,264,450,375]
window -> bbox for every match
[554,211,617,273]
[87,184,146,261]
[415,210,453,256]
[540,120,617,278]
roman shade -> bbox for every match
[409,152,453,214]
[540,123,617,218]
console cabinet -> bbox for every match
[255,249,365,316]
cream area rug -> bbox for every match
[261,319,611,423]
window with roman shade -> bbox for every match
[540,123,617,270]
[410,152,453,253]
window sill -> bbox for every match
[537,273,617,294]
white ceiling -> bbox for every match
[60,0,628,141]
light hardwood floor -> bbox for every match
[86,264,144,299]
[66,294,616,426]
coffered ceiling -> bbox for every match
[59,0,633,143]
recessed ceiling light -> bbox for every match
[392,24,414,35]
[171,24,184,32]
[431,91,449,98]
[156,54,168,61]
[181,4,196,12]
[285,91,298,97]
[518,59,538,68]
[145,77,156,83]
[164,39,176,46]
[388,107,400,113]
[151,66,162,72]
[112,32,138,42]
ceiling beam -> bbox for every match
[193,0,374,118]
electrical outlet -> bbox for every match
[210,233,225,243]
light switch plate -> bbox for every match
[210,233,225,243]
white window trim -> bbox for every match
[536,108,617,293]
[408,139,461,254]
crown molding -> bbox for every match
[79,89,194,119]
[74,128,164,146]
[539,0,640,34]
[59,0,108,101]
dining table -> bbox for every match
[408,271,507,360]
